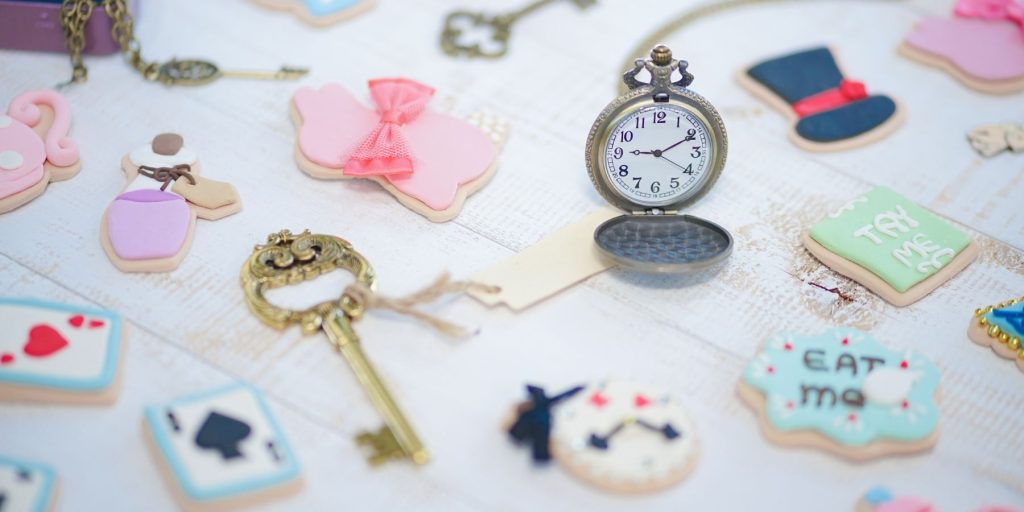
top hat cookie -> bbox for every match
[737,46,904,151]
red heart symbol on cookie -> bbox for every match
[1,353,13,365]
[88,319,105,329]
[68,314,85,328]
[634,394,652,408]
[24,325,69,358]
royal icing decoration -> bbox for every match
[901,0,1024,95]
[0,298,124,405]
[968,123,1024,157]
[509,380,699,493]
[101,133,241,273]
[251,0,375,26]
[144,383,302,509]
[0,455,58,512]
[0,90,80,214]
[740,329,940,459]
[860,486,935,512]
[806,186,976,306]
[969,295,1024,373]
[290,79,507,222]
[738,47,902,151]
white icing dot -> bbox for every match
[0,150,24,170]
[0,116,12,128]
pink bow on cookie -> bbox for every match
[345,79,436,177]
[955,0,1024,30]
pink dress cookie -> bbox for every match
[0,90,80,214]
[290,78,508,222]
[901,0,1024,94]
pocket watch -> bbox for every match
[585,45,732,273]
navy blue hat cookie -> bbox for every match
[738,46,903,151]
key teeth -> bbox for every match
[355,427,405,466]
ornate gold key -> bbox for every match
[441,0,596,59]
[241,230,428,465]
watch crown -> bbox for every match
[651,45,672,66]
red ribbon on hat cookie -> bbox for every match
[793,79,868,118]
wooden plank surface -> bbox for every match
[1,0,1022,510]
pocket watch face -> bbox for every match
[603,104,715,208]
[551,380,699,492]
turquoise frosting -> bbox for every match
[743,328,940,446]
[303,0,362,16]
[984,302,1024,340]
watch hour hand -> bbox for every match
[630,149,655,156]
[588,422,626,450]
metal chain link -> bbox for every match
[59,0,158,88]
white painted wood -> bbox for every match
[0,0,1022,509]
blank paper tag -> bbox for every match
[469,208,620,311]
[173,176,239,210]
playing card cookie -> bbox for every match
[803,186,978,307]
[143,383,302,511]
[0,455,58,512]
[251,0,375,26]
[101,133,241,273]
[968,295,1024,373]
[290,78,508,222]
[0,90,80,214]
[508,380,700,493]
[0,298,125,405]
[737,46,903,151]
[900,0,1024,95]
[738,328,941,461]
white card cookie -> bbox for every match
[143,383,302,511]
[0,455,58,512]
[0,298,125,404]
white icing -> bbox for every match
[827,195,867,218]
[551,380,697,488]
[862,367,921,406]
[854,205,920,243]
[0,150,24,170]
[129,144,198,169]
[0,461,52,511]
[0,115,12,128]
[0,303,115,383]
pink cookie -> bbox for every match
[0,90,80,214]
[900,0,1024,94]
[290,78,507,222]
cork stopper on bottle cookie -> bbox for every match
[152,133,184,156]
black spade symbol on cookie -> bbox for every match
[194,411,251,460]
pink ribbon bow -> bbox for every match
[955,0,1024,30]
[344,78,436,177]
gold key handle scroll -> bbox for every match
[241,229,428,465]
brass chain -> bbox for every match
[59,0,158,88]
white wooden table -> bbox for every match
[1,0,1022,510]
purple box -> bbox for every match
[0,0,138,55]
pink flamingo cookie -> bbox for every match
[101,133,242,273]
[290,78,507,222]
[900,0,1024,94]
[0,90,80,214]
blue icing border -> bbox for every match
[0,454,57,512]
[303,0,362,16]
[0,297,122,392]
[984,302,1024,339]
[144,382,301,502]
[742,328,940,446]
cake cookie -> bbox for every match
[0,455,58,512]
[0,90,80,214]
[508,380,700,493]
[251,0,375,27]
[290,79,507,222]
[968,295,1024,373]
[143,383,302,511]
[803,186,978,307]
[101,133,241,273]
[738,328,941,461]
[0,298,125,405]
[737,46,903,151]
[900,0,1024,95]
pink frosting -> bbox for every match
[7,90,79,167]
[0,115,45,200]
[904,17,1024,81]
[107,190,190,260]
[877,498,935,512]
[293,82,496,211]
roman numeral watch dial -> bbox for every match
[585,45,733,273]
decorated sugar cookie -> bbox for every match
[857,486,1022,512]
[968,123,1024,157]
[803,186,978,307]
[101,133,242,273]
[0,298,125,405]
[290,78,507,222]
[738,329,940,461]
[968,295,1024,373]
[144,383,302,511]
[737,46,903,151]
[251,0,375,26]
[508,381,699,493]
[0,455,58,512]
[901,0,1024,95]
[0,90,80,214]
